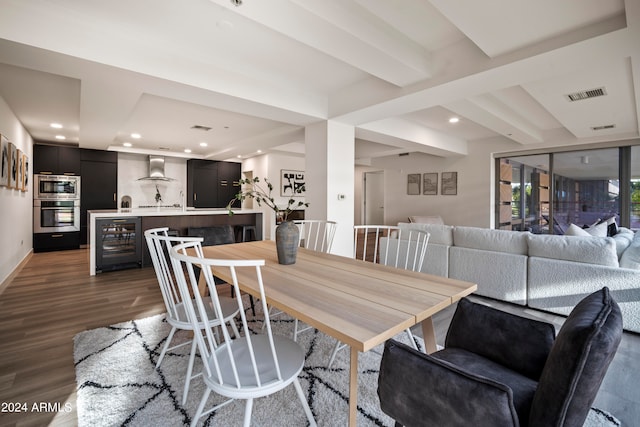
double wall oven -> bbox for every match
[33,174,81,251]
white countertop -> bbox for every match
[88,208,261,218]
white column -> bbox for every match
[305,121,355,257]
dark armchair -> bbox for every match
[378,287,623,427]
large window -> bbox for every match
[497,147,624,234]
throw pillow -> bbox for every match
[565,223,590,237]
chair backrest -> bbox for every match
[354,225,430,272]
[529,287,623,426]
[169,240,285,390]
[295,220,337,253]
[144,227,204,323]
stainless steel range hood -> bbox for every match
[137,155,175,181]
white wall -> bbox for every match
[0,96,33,285]
[242,153,305,239]
[117,153,186,208]
[368,139,518,227]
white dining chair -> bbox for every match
[144,227,241,405]
[327,225,430,368]
[264,220,338,341]
[169,240,316,427]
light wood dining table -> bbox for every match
[201,240,477,426]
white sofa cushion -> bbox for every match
[527,234,618,267]
[408,215,444,225]
[612,227,634,260]
[619,230,640,269]
[397,222,453,246]
[452,226,529,255]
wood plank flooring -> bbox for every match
[0,249,165,427]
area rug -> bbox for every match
[74,302,620,427]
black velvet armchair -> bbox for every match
[378,287,623,427]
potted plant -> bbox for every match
[227,177,308,264]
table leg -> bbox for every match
[421,317,438,354]
[349,346,358,426]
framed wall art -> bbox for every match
[9,142,17,189]
[17,149,24,191]
[0,137,8,187]
[22,153,29,192]
[441,171,458,195]
[423,173,438,195]
[281,169,305,196]
[407,173,421,195]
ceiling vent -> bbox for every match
[191,125,212,131]
[591,124,616,131]
[565,87,607,102]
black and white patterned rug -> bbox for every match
[74,302,620,427]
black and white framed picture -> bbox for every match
[0,137,8,187]
[22,153,29,192]
[17,149,24,191]
[9,142,17,189]
[441,171,458,195]
[407,173,421,195]
[281,169,305,196]
[423,173,438,195]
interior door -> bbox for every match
[365,171,384,224]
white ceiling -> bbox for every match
[0,0,638,164]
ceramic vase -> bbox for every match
[275,220,299,265]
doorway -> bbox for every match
[364,171,384,224]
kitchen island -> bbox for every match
[88,208,263,275]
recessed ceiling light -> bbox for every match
[449,117,459,124]
[55,135,66,140]
[184,148,192,153]
[50,123,63,129]
[123,142,132,147]
[199,142,208,147]
[257,149,262,153]
[237,155,242,158]
[130,133,141,139]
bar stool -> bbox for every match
[235,225,257,242]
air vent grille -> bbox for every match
[591,124,616,131]
[566,87,607,102]
[191,125,212,131]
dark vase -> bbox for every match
[275,220,299,265]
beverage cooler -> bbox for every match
[95,217,142,273]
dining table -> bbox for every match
[200,240,477,426]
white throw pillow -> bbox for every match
[408,215,444,225]
[564,223,590,236]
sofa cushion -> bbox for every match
[453,226,528,255]
[612,227,634,260]
[529,287,623,427]
[398,222,453,246]
[408,215,444,225]
[527,234,618,267]
[619,230,640,269]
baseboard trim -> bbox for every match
[0,249,33,296]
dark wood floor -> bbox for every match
[0,249,166,427]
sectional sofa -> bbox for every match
[385,222,640,334]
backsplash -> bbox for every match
[117,153,187,208]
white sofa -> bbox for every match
[386,222,640,333]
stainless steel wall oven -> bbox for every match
[33,199,80,233]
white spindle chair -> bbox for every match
[327,225,430,368]
[265,220,338,341]
[144,227,240,404]
[169,240,316,427]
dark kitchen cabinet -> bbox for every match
[218,161,241,208]
[80,149,118,245]
[33,144,80,175]
[187,160,241,208]
[33,231,80,253]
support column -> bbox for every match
[305,121,355,257]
